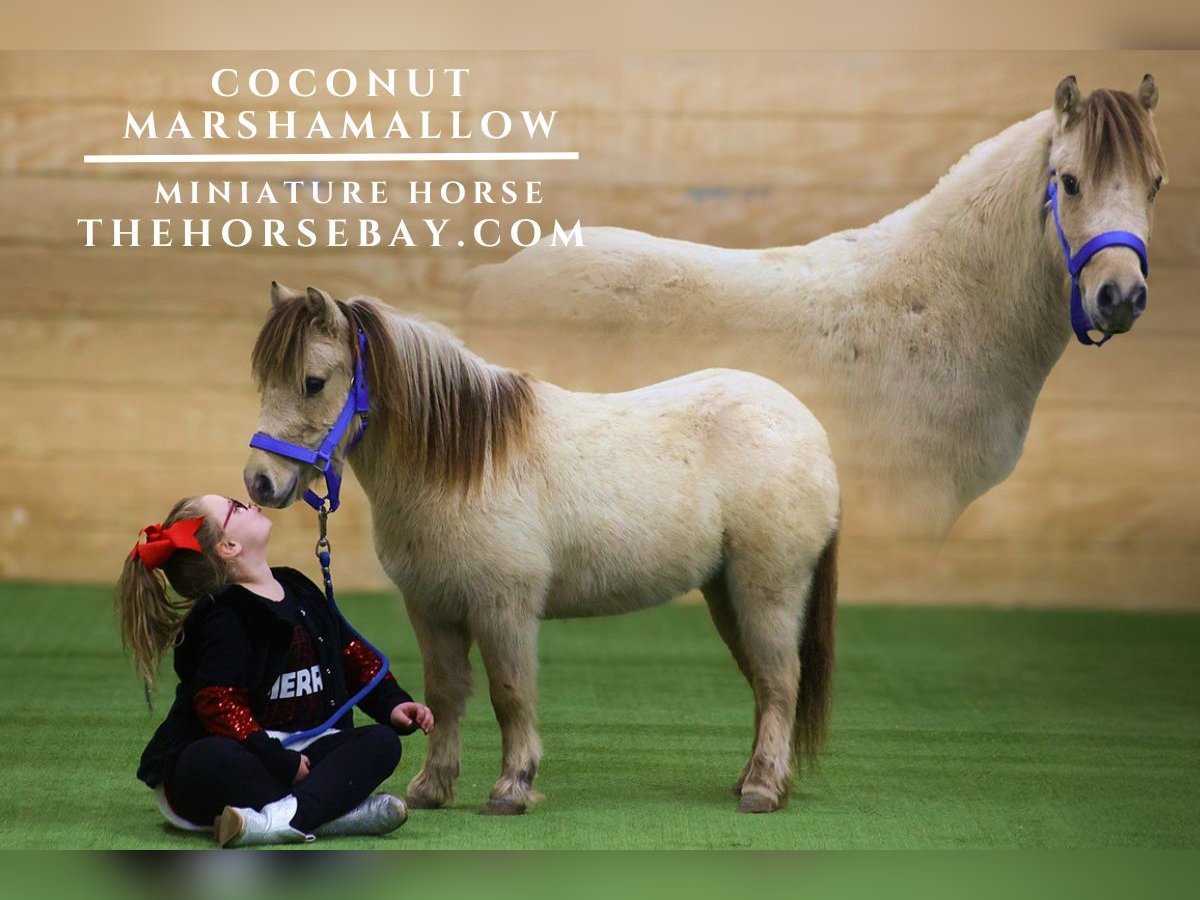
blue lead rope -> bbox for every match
[280,505,391,748]
[247,321,391,747]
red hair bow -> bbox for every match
[129,516,206,570]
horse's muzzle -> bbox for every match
[1094,279,1147,334]
[245,470,298,508]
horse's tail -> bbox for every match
[795,524,839,768]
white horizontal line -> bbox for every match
[83,151,580,164]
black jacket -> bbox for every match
[137,567,413,788]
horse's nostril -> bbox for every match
[1096,281,1120,311]
[1131,285,1148,314]
[252,474,274,502]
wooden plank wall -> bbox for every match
[1,51,1196,607]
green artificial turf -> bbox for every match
[0,582,1197,849]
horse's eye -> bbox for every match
[304,376,326,397]
[1150,175,1163,200]
[1061,173,1080,196]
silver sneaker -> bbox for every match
[314,793,409,838]
[217,794,315,848]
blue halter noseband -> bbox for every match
[249,329,370,512]
[1046,168,1149,347]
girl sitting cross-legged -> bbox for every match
[116,493,433,847]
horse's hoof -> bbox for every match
[737,792,779,814]
[731,780,745,797]
[479,799,526,816]
[405,793,446,810]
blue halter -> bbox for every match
[249,329,370,512]
[1046,169,1149,347]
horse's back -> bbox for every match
[463,227,771,327]
[626,366,830,450]
[554,366,836,523]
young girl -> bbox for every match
[116,494,433,847]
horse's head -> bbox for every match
[1047,74,1167,336]
[245,283,538,507]
[244,282,360,508]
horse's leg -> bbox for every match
[405,608,473,810]
[472,609,542,815]
[726,567,807,814]
[701,573,759,797]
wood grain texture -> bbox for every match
[5,178,1199,264]
[4,51,1198,117]
[1,51,1197,606]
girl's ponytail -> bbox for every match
[115,558,191,689]
[114,497,228,698]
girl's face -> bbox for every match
[198,494,272,555]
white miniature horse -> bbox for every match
[463,76,1168,537]
[245,285,841,814]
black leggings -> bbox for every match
[166,725,402,832]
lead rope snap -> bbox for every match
[316,504,333,603]
[280,499,391,748]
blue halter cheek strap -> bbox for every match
[1047,169,1149,347]
[249,329,371,512]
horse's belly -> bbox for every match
[541,582,681,619]
[541,552,719,620]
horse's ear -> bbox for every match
[305,286,342,332]
[1138,74,1159,115]
[270,281,304,307]
[1054,75,1083,126]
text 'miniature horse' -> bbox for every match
[245,285,841,814]
[463,76,1168,537]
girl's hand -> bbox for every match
[292,754,311,784]
[391,702,435,734]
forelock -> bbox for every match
[250,298,314,389]
[1077,88,1166,183]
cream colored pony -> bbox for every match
[463,76,1168,537]
[244,286,841,814]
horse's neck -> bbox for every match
[869,111,1069,375]
[784,109,1071,434]
[775,111,1072,511]
[345,309,523,510]
[347,311,442,505]
[347,445,418,525]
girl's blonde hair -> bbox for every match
[115,496,230,694]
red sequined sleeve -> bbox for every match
[342,637,414,729]
[342,639,387,688]
[194,686,300,783]
[194,685,263,741]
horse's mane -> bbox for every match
[1079,88,1166,182]
[251,296,538,492]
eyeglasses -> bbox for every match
[222,498,249,530]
